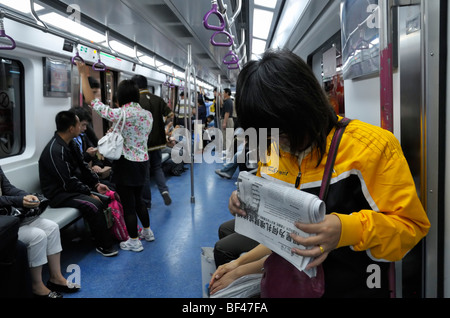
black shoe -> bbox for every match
[96,246,119,257]
[33,291,63,298]
[47,280,81,293]
[162,191,172,206]
[215,169,232,179]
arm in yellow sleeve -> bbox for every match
[333,137,430,261]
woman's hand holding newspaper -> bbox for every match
[290,214,342,269]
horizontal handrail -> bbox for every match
[218,0,242,28]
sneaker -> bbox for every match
[215,169,232,179]
[162,191,172,206]
[120,238,144,252]
[139,228,155,242]
[96,246,119,257]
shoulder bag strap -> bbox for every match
[319,118,351,201]
[118,108,126,134]
[111,108,126,133]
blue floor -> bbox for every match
[56,159,237,298]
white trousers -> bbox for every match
[18,218,62,268]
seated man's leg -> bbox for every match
[56,194,116,255]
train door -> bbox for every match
[389,1,445,298]
[395,3,423,298]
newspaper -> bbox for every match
[235,171,326,277]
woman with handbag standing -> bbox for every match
[210,49,430,298]
[77,63,154,252]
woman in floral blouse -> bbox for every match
[77,62,154,252]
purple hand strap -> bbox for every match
[0,30,15,50]
[71,51,85,66]
[223,50,239,65]
[211,30,233,47]
[92,59,107,71]
[203,3,226,31]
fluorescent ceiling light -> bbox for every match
[109,40,135,57]
[254,0,278,9]
[40,12,105,43]
[253,9,274,40]
[155,59,165,69]
[159,64,173,74]
[0,0,44,13]
[270,0,310,49]
[138,54,155,66]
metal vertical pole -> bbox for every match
[185,44,195,203]
[216,75,222,139]
[379,0,394,133]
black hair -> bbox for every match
[56,111,78,133]
[223,88,232,96]
[131,75,148,89]
[116,80,140,106]
[235,49,337,165]
[88,77,100,89]
[69,107,92,123]
[198,98,205,106]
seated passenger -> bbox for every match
[69,107,115,189]
[221,49,430,298]
[213,219,259,267]
[39,111,118,257]
[0,166,80,298]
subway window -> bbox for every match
[0,57,25,159]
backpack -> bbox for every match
[105,190,129,241]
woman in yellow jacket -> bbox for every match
[209,49,430,298]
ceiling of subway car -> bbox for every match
[38,0,252,88]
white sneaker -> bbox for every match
[139,228,155,242]
[119,238,144,252]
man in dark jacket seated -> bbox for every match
[39,111,117,257]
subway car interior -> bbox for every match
[0,0,449,301]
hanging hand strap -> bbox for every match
[319,118,351,201]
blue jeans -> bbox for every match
[220,143,244,177]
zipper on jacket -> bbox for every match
[295,171,302,189]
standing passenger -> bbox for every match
[77,63,154,252]
[221,88,234,150]
[131,75,173,207]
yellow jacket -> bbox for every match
[257,118,430,296]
